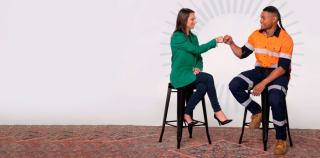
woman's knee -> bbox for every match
[195,83,207,93]
[203,73,214,83]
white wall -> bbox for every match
[0,0,319,129]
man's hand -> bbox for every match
[193,67,202,75]
[252,82,266,96]
[223,34,242,58]
[252,67,286,96]
[223,35,233,45]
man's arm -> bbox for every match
[224,35,242,58]
[224,35,254,59]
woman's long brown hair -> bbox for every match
[171,8,195,38]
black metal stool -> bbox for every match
[159,83,211,149]
[239,89,293,151]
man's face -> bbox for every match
[260,11,277,30]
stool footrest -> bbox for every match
[258,127,275,130]
[166,120,177,123]
[165,123,177,128]
[244,121,274,125]
[243,122,275,130]
[165,120,207,128]
[194,123,206,126]
[192,119,204,124]
[164,123,200,128]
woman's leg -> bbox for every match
[193,72,221,110]
[192,72,229,121]
[185,72,227,122]
[184,82,207,123]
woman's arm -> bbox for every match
[195,55,203,71]
[194,36,223,74]
[171,33,223,55]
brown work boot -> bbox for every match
[274,139,287,155]
[249,112,262,129]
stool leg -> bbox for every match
[239,108,248,144]
[177,88,186,149]
[159,87,172,142]
[186,89,193,138]
[262,90,269,151]
[188,111,193,138]
[284,99,293,146]
[239,90,251,144]
[202,98,211,144]
[266,99,271,150]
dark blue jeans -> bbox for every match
[185,72,221,115]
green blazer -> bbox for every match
[170,31,217,89]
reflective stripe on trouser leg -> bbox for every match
[273,119,287,126]
[236,74,254,90]
[268,85,287,96]
[268,85,288,140]
[229,76,261,115]
[241,98,252,107]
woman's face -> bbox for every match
[186,13,197,30]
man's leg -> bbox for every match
[229,69,264,128]
[268,76,288,155]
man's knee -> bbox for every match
[229,78,240,92]
[268,91,285,108]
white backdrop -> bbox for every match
[0,0,319,129]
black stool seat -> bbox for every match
[159,83,211,149]
[239,89,293,151]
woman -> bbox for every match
[170,8,232,127]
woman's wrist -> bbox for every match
[215,37,221,43]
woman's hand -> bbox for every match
[215,36,224,43]
[193,67,202,75]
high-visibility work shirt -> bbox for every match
[241,25,293,79]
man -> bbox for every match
[224,6,293,155]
